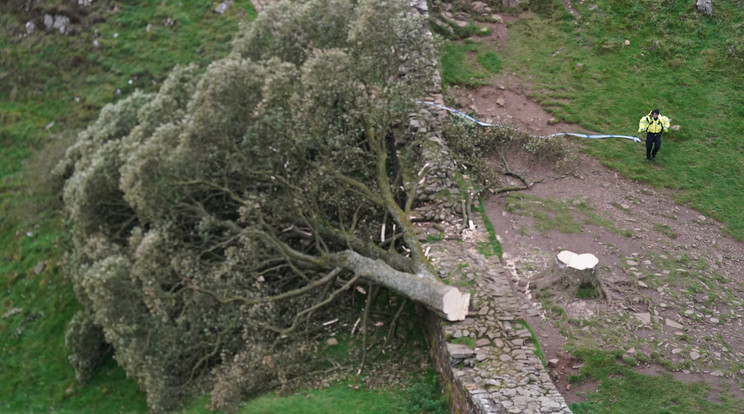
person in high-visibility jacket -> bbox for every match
[638,108,670,161]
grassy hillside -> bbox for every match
[2,0,743,412]
[0,1,248,412]
[439,0,744,240]
[501,0,744,239]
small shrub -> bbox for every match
[398,370,449,414]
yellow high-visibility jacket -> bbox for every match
[638,112,670,133]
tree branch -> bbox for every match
[189,267,341,306]
[329,250,469,321]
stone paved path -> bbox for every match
[422,213,572,413]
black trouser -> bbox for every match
[646,132,661,159]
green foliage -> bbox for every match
[0,212,147,413]
[576,283,600,299]
[443,119,574,188]
[397,370,449,414]
[569,349,744,413]
[64,311,112,385]
[0,1,255,186]
[55,0,438,411]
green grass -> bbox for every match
[450,337,477,349]
[515,319,546,366]
[440,39,502,87]
[505,193,583,235]
[242,383,405,414]
[653,223,678,239]
[0,1,256,412]
[238,371,447,414]
[499,0,744,241]
[569,349,744,414]
[475,196,503,259]
[3,0,744,412]
[0,213,148,413]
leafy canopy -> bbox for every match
[56,0,438,411]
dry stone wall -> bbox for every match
[420,217,572,413]
[410,1,572,412]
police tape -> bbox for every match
[416,100,642,143]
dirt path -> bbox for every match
[443,11,744,405]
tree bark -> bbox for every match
[331,250,470,321]
[534,250,612,303]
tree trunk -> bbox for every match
[331,250,470,321]
[534,250,612,303]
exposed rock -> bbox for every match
[635,312,651,324]
[44,14,71,35]
[33,262,47,275]
[447,343,476,359]
[665,318,683,329]
[215,1,234,14]
[696,0,713,15]
[2,307,23,319]
[475,338,491,347]
[471,2,491,14]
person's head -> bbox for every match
[652,108,660,118]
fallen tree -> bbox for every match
[55,0,468,411]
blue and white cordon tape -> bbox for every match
[416,101,642,143]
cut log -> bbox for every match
[331,250,470,321]
[535,250,612,303]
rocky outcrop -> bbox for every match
[696,0,713,15]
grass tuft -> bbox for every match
[569,349,744,413]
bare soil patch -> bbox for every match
[484,148,744,403]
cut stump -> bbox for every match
[534,250,612,304]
